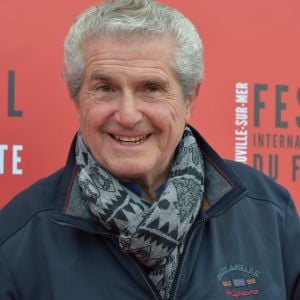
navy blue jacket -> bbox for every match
[0,127,299,299]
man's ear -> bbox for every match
[185,83,201,121]
[194,83,201,99]
[74,100,81,121]
[74,99,80,110]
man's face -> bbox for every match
[77,36,195,188]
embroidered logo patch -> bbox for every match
[217,264,261,298]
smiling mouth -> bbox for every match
[111,134,150,145]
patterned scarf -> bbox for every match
[76,127,205,299]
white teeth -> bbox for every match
[113,135,148,144]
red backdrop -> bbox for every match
[1,0,299,211]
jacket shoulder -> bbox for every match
[0,169,64,246]
[225,160,292,211]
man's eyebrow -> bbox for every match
[140,78,168,86]
[89,72,169,86]
[89,72,113,82]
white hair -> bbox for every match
[63,0,204,102]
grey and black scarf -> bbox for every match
[76,126,205,299]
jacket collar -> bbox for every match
[54,125,247,228]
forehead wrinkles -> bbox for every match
[83,35,175,59]
[82,37,177,83]
[86,59,173,83]
[87,57,167,68]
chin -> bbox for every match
[110,167,150,182]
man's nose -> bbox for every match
[114,92,143,128]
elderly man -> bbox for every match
[0,0,299,299]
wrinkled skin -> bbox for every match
[77,36,198,200]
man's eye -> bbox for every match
[97,85,113,92]
[145,84,160,93]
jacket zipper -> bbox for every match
[168,216,208,300]
[168,189,246,300]
[128,256,162,300]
